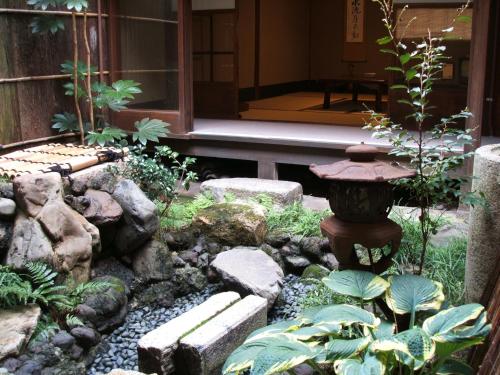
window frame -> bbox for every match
[108,0,193,135]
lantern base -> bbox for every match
[320,216,402,274]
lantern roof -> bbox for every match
[309,143,416,182]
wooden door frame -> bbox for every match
[108,0,193,135]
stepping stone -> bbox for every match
[211,247,284,309]
[178,295,267,375]
[137,292,240,375]
[200,178,303,207]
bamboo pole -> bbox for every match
[0,8,107,17]
[83,11,95,131]
[72,12,85,145]
[0,133,78,152]
[0,71,109,84]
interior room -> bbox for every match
[192,0,473,128]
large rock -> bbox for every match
[200,178,303,207]
[0,220,14,257]
[80,276,128,332]
[466,144,500,302]
[0,197,16,219]
[8,173,100,282]
[138,292,241,375]
[67,163,117,195]
[0,305,41,361]
[37,200,96,282]
[211,247,284,308]
[193,203,267,246]
[112,180,159,254]
[13,173,62,217]
[133,240,173,282]
[178,295,267,375]
[6,213,53,269]
[83,189,123,226]
[91,257,135,293]
[172,266,207,296]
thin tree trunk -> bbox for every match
[72,12,85,145]
[83,11,95,131]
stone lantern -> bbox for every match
[310,143,416,273]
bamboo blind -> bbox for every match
[396,8,472,40]
[0,143,127,178]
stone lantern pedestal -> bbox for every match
[465,144,500,302]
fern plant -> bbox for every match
[0,262,112,331]
[223,270,491,375]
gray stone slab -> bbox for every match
[211,247,284,309]
[137,292,240,375]
[200,178,302,207]
[178,295,267,375]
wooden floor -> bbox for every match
[191,118,500,151]
[239,92,388,126]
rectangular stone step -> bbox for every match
[177,295,268,375]
[138,292,240,375]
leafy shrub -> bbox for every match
[223,270,490,375]
[119,146,197,203]
[365,0,483,275]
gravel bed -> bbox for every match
[268,274,315,324]
[88,284,221,375]
[88,276,312,374]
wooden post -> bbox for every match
[258,160,278,180]
[465,0,492,172]
[179,0,194,133]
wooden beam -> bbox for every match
[179,0,194,133]
[465,0,492,159]
[253,0,260,99]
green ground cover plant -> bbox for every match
[266,202,330,238]
[224,270,490,375]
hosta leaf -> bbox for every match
[422,303,484,340]
[322,270,389,301]
[51,112,79,133]
[132,118,170,146]
[371,328,434,370]
[223,334,317,375]
[298,306,325,325]
[373,319,395,340]
[248,320,300,340]
[394,328,434,363]
[325,337,371,361]
[312,304,380,328]
[250,344,318,375]
[386,274,444,315]
[436,358,474,375]
[334,355,385,375]
[289,322,341,340]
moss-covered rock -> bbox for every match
[300,264,330,284]
[192,203,267,246]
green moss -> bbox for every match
[266,202,330,237]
